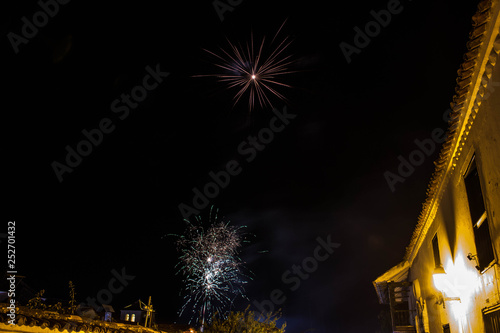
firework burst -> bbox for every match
[175,207,249,328]
[195,20,295,111]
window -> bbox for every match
[464,155,494,271]
[125,314,129,321]
[443,323,451,333]
[432,234,442,268]
[131,314,136,322]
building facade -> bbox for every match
[374,0,500,332]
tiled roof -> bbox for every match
[404,0,500,262]
[0,305,158,333]
[372,261,410,303]
[102,304,115,313]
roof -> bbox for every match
[122,300,146,312]
[373,261,410,285]
[75,304,98,319]
[373,261,410,303]
[102,304,115,313]
[0,305,158,333]
[404,0,500,263]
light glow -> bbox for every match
[432,267,448,294]
[436,253,483,332]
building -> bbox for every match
[102,304,115,322]
[120,300,145,324]
[120,299,155,327]
[0,304,159,333]
[0,303,194,333]
[374,0,500,332]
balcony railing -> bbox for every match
[388,281,416,333]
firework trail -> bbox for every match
[194,19,295,111]
[175,207,249,328]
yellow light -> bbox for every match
[434,253,482,329]
[433,266,447,293]
[476,211,487,228]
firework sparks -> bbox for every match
[175,207,249,328]
[195,20,295,111]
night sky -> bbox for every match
[3,0,479,332]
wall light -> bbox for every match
[433,266,447,293]
[432,266,460,308]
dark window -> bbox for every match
[464,156,494,271]
[432,234,442,268]
[443,323,451,333]
[484,307,500,333]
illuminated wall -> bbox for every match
[374,2,500,332]
[407,9,500,332]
